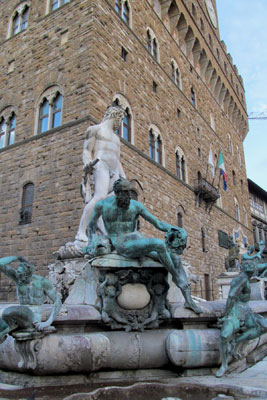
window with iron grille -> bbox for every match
[19,183,34,225]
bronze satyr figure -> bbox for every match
[0,256,62,343]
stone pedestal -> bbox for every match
[49,254,199,331]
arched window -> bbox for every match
[112,95,133,143]
[191,87,196,107]
[10,5,29,37]
[176,152,181,178]
[147,30,152,53]
[232,170,236,185]
[192,3,196,17]
[12,12,20,36]
[149,129,155,160]
[171,60,181,89]
[115,0,131,26]
[175,148,187,182]
[115,0,122,14]
[155,135,162,164]
[36,87,63,134]
[228,133,233,155]
[149,126,163,165]
[237,146,241,166]
[177,212,183,228]
[122,108,131,141]
[0,119,6,149]
[50,0,70,12]
[122,1,130,24]
[234,197,240,222]
[39,99,49,133]
[52,92,62,129]
[208,34,213,47]
[0,109,16,149]
[7,114,16,146]
[19,183,34,225]
[146,28,159,61]
[152,38,158,59]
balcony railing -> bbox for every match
[193,177,220,203]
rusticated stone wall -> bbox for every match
[0,0,251,301]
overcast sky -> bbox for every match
[216,0,267,191]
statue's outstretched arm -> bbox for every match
[138,204,177,232]
[243,253,261,261]
[0,256,19,281]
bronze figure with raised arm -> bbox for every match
[86,178,202,314]
[0,256,62,343]
[216,260,267,378]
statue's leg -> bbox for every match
[2,306,35,333]
[181,287,202,314]
[118,238,178,279]
[236,314,267,343]
[75,168,110,243]
[170,256,202,314]
[216,320,235,378]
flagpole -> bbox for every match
[205,162,209,180]
[207,144,214,182]
[212,169,217,187]
[212,148,218,187]
[217,170,221,189]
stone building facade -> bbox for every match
[248,179,267,246]
[0,0,251,301]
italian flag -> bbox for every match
[218,150,227,191]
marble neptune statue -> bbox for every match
[86,178,202,314]
[75,104,126,247]
[0,256,62,343]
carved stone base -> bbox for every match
[12,327,56,370]
[92,254,171,331]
